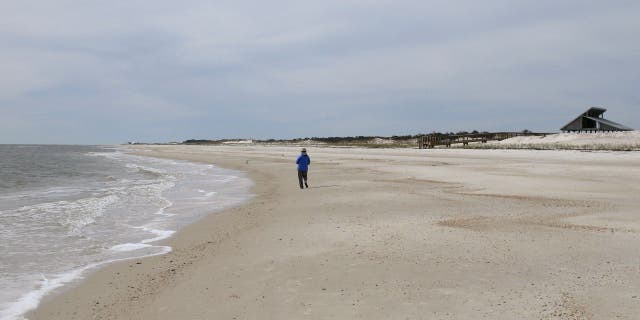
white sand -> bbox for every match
[29,146,640,320]
[484,131,640,150]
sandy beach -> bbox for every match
[28,145,640,320]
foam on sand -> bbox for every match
[0,245,172,320]
[0,148,253,320]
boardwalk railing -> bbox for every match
[418,132,548,149]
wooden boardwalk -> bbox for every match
[418,132,548,149]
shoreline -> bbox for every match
[4,147,253,320]
[29,146,640,319]
[26,146,267,320]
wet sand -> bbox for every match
[29,146,640,319]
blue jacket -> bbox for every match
[296,154,311,171]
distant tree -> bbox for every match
[183,139,216,144]
[522,129,532,133]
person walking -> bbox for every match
[296,148,311,189]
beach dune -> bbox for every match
[30,146,640,319]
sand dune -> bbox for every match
[484,131,640,150]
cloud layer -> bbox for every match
[1,0,639,143]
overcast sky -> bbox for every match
[1,0,638,144]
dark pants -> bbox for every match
[298,170,308,188]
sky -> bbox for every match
[1,0,639,144]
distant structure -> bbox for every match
[560,107,633,132]
[418,131,547,149]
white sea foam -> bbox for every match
[196,189,218,199]
[109,243,153,252]
[110,224,176,252]
[0,245,172,320]
[137,226,176,244]
[11,194,120,236]
[0,148,253,320]
[0,268,86,320]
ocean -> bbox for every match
[0,145,253,320]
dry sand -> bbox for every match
[484,131,640,150]
[29,146,640,320]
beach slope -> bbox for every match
[30,146,640,319]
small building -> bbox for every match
[560,107,633,132]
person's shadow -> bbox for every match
[307,185,340,189]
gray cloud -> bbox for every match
[1,0,639,143]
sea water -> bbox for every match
[0,145,252,320]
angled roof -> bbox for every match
[584,107,606,117]
[584,116,633,131]
[560,107,604,131]
[560,107,633,131]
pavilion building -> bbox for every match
[560,107,633,132]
